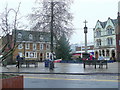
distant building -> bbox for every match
[71,43,94,59]
[94,18,117,59]
[70,44,79,53]
[12,30,56,62]
[1,34,13,63]
[1,30,56,63]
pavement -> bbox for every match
[1,62,119,75]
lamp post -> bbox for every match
[83,20,88,53]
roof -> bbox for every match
[12,30,53,42]
[97,18,117,29]
[99,21,107,28]
[111,19,118,26]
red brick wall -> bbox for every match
[116,13,120,60]
[2,75,23,89]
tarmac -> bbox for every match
[1,62,120,75]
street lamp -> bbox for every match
[83,20,88,53]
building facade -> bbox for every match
[116,12,120,60]
[94,18,117,59]
[12,30,55,62]
[1,34,14,64]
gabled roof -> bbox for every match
[96,18,117,29]
[99,21,107,28]
[111,19,118,26]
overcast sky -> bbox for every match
[0,0,119,44]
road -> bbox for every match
[1,62,119,89]
[24,74,119,88]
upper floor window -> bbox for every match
[107,38,113,45]
[106,25,114,35]
[33,43,36,50]
[18,44,23,49]
[40,35,44,40]
[18,33,22,38]
[96,39,101,46]
[29,34,33,40]
[25,43,30,49]
[96,30,101,37]
[107,28,113,35]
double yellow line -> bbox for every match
[25,76,120,82]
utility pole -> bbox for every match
[83,20,88,53]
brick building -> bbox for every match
[1,34,14,63]
[116,12,120,60]
[12,30,55,62]
[1,30,56,63]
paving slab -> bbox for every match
[1,62,119,74]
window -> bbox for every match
[18,52,22,57]
[46,52,50,58]
[25,52,37,58]
[34,52,37,58]
[107,28,113,35]
[96,30,101,37]
[18,44,23,49]
[33,43,36,50]
[30,52,37,58]
[106,50,109,56]
[29,34,33,40]
[46,44,50,50]
[40,35,44,40]
[30,53,33,57]
[25,52,29,58]
[25,43,30,49]
[107,38,113,45]
[40,44,44,50]
[18,33,22,38]
[96,39,101,46]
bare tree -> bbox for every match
[0,2,21,63]
[0,2,21,37]
[28,0,73,40]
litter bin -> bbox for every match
[44,59,49,67]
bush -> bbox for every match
[0,74,20,79]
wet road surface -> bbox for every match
[24,74,119,88]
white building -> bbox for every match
[94,18,117,59]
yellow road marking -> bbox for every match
[24,76,120,82]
